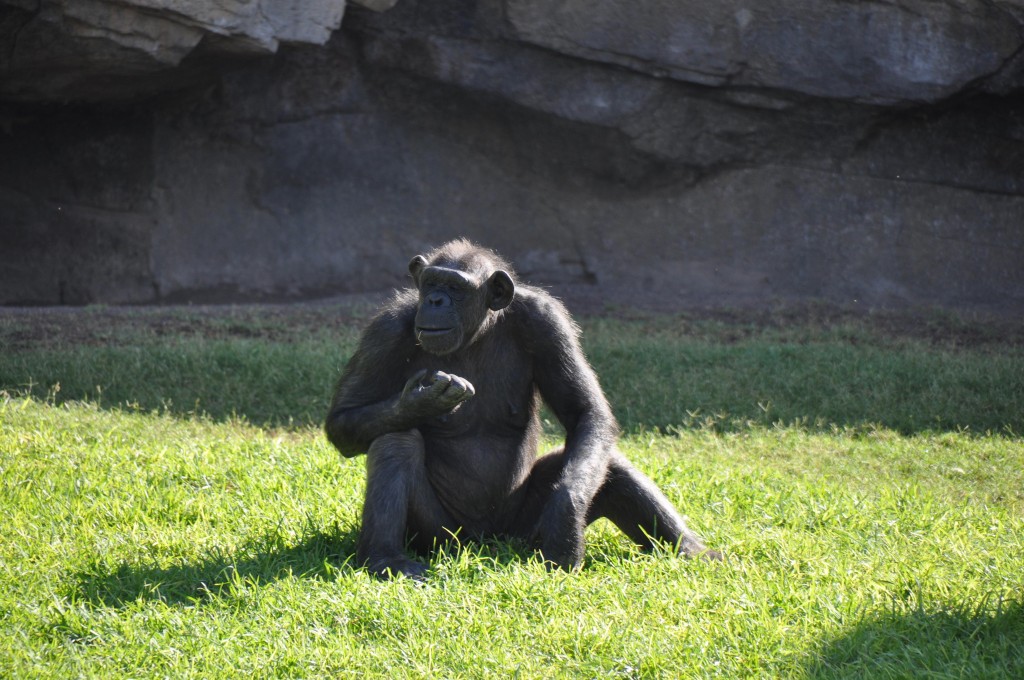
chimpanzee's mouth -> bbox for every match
[415,327,454,340]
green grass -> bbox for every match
[2,309,1021,434]
[1,308,1022,677]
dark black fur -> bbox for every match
[325,240,719,578]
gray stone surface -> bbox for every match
[506,0,1024,105]
[1,0,1023,312]
[0,0,347,101]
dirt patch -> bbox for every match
[0,293,381,351]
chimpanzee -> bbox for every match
[325,240,719,579]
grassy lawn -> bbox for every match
[1,304,1022,678]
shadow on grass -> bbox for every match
[3,327,1023,435]
[72,523,361,608]
[70,525,554,607]
[806,600,1024,678]
[0,342,345,430]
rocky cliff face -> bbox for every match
[0,0,397,101]
[2,0,1023,311]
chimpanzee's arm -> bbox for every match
[324,303,474,457]
[325,311,409,456]
[327,368,473,457]
[525,292,619,568]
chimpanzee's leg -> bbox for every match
[511,449,585,568]
[588,450,721,561]
[357,430,456,579]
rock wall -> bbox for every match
[1,0,1023,311]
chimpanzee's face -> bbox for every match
[408,255,515,356]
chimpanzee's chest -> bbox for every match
[410,334,537,437]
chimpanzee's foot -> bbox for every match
[678,536,724,562]
[365,554,429,581]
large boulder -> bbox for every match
[0,0,387,100]
[506,0,1024,105]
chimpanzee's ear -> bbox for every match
[408,255,428,283]
[487,270,515,311]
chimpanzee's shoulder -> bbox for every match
[377,287,418,318]
[504,284,581,341]
[360,288,417,341]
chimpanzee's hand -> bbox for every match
[532,489,585,571]
[398,369,475,420]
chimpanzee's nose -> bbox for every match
[426,291,451,307]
